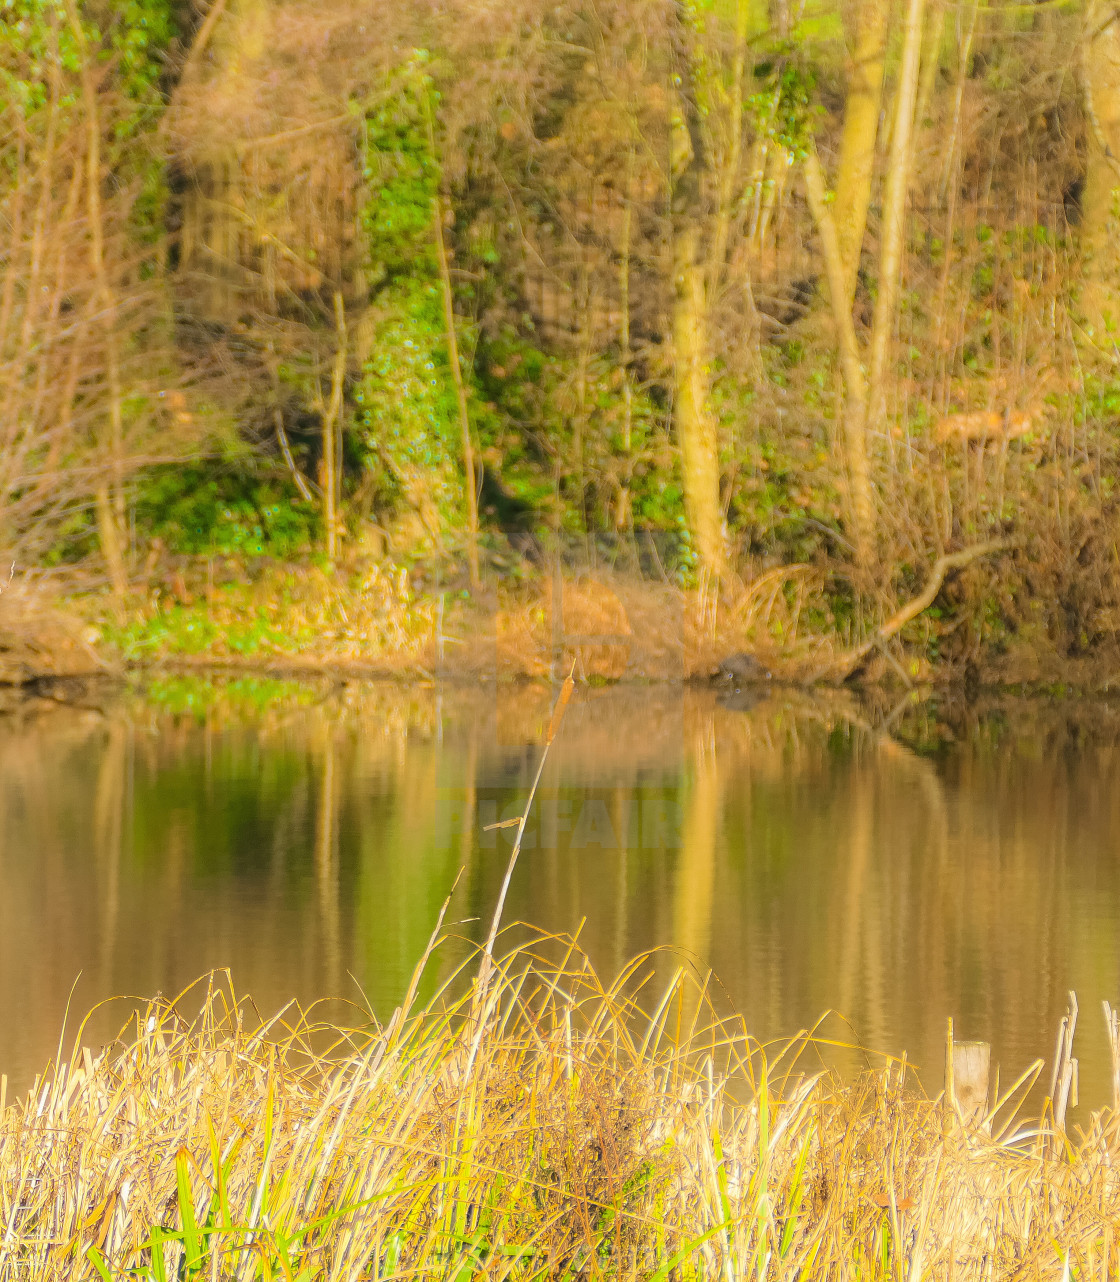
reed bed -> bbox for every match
[1,935,1119,1282]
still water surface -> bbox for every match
[3,679,1120,1116]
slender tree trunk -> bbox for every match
[671,2,726,580]
[937,0,979,203]
[867,0,927,435]
[175,0,231,87]
[915,0,947,136]
[709,0,750,283]
[674,223,726,578]
[803,145,874,565]
[1081,0,1120,337]
[66,0,128,596]
[833,0,889,308]
[318,292,347,563]
[616,151,634,531]
[94,488,128,597]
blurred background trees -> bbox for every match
[3,0,1120,663]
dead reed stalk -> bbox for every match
[2,941,1120,1280]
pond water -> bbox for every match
[3,678,1120,1121]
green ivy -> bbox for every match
[354,59,467,527]
[134,465,319,559]
[0,0,173,114]
[0,0,173,250]
[750,42,816,159]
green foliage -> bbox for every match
[42,509,99,566]
[0,0,81,115]
[353,280,465,519]
[95,0,174,103]
[0,0,173,114]
[109,598,290,658]
[750,44,817,158]
[355,59,467,526]
[0,0,173,249]
[477,331,685,534]
[134,465,319,558]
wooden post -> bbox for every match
[953,1041,991,1130]
[945,1018,991,1130]
[1049,991,1079,1138]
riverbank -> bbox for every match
[3,554,1120,692]
[0,941,1114,1280]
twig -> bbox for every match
[174,0,231,89]
[273,408,314,503]
[823,539,1014,682]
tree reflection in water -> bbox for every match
[1,681,1119,1120]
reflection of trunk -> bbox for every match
[833,0,889,308]
[673,731,722,965]
[459,720,478,874]
[94,720,127,983]
[836,767,874,1022]
[1081,0,1120,334]
[610,786,630,972]
[671,5,726,581]
[315,728,342,991]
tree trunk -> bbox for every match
[674,224,726,579]
[833,0,889,308]
[318,292,347,563]
[616,150,635,531]
[66,0,128,595]
[95,486,128,598]
[709,0,751,283]
[915,0,946,136]
[1081,0,1120,337]
[802,145,874,565]
[671,3,726,581]
[867,0,927,435]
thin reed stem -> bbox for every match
[473,668,575,1015]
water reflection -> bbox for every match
[3,681,1120,1122]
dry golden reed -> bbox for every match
[1,936,1119,1281]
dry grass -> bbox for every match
[2,935,1119,1281]
[0,576,107,685]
